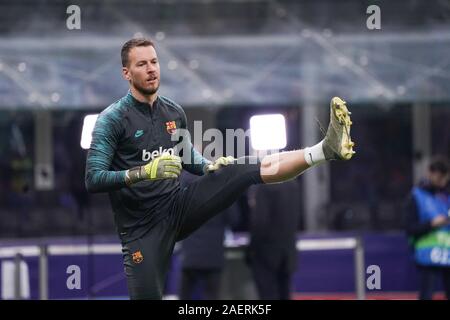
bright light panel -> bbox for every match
[250,114,287,150]
[80,114,99,149]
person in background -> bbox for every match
[178,171,239,300]
[178,213,231,300]
[405,156,450,300]
[247,179,302,300]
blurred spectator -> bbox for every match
[247,179,301,300]
[178,172,239,300]
[178,212,234,300]
[404,156,450,300]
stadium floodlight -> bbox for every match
[249,114,287,150]
[80,114,99,149]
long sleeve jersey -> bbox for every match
[85,91,210,242]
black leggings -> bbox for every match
[122,157,263,300]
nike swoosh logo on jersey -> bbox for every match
[134,130,144,138]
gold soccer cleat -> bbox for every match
[322,97,356,160]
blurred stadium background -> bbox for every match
[0,0,449,299]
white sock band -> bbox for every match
[304,140,326,166]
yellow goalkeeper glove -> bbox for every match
[205,156,236,173]
[126,153,182,185]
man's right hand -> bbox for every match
[431,215,449,228]
[140,154,182,180]
[126,153,182,185]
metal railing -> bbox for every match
[0,236,365,300]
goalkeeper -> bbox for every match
[85,38,355,300]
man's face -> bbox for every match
[429,170,449,189]
[122,45,160,95]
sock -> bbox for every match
[303,140,326,166]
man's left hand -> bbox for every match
[205,156,236,173]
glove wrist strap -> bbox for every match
[125,166,145,185]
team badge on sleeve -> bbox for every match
[165,121,177,135]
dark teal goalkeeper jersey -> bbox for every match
[85,91,209,243]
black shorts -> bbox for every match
[122,157,263,300]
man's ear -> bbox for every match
[122,67,131,81]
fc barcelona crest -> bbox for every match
[166,121,177,135]
[132,250,144,264]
